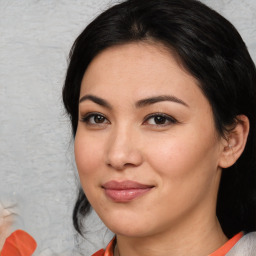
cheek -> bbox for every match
[145,135,220,218]
[74,131,103,178]
[74,131,105,204]
[146,129,219,185]
[145,135,188,175]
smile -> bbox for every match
[102,180,154,202]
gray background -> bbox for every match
[0,0,255,255]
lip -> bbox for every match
[102,180,154,202]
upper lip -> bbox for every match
[102,180,154,190]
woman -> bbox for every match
[63,0,256,255]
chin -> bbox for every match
[109,224,152,238]
[100,213,156,238]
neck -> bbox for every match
[115,215,227,256]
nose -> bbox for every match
[105,126,143,170]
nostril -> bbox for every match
[105,149,143,170]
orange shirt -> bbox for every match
[209,232,243,256]
[92,232,243,256]
[0,229,37,256]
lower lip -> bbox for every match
[104,188,152,202]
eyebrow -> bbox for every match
[79,94,112,109]
[135,95,189,108]
[79,94,189,109]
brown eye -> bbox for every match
[143,113,177,126]
[154,116,167,125]
[81,113,110,126]
[93,115,106,123]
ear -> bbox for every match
[218,115,250,168]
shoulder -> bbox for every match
[226,232,256,256]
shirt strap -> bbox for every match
[209,232,243,256]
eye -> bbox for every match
[143,113,177,126]
[80,112,110,126]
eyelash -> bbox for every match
[143,113,178,127]
[80,112,110,126]
[80,112,178,127]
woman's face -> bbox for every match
[75,42,225,238]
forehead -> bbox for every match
[83,41,190,80]
[80,42,206,107]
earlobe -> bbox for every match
[218,115,250,169]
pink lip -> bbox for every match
[102,180,154,202]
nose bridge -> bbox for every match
[105,122,142,170]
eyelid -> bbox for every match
[143,113,178,126]
[80,112,110,125]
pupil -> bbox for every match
[155,116,166,124]
[94,115,104,123]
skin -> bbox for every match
[74,42,241,256]
[0,203,14,252]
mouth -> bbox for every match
[102,180,154,202]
